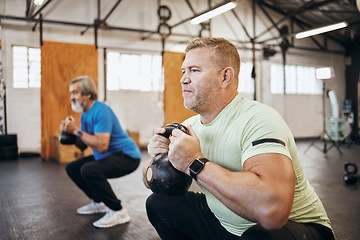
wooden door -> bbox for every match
[41,41,98,159]
[163,51,196,125]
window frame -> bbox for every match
[270,63,323,95]
[12,45,41,89]
[106,51,163,92]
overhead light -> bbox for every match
[295,21,348,39]
[190,1,237,25]
[34,0,45,6]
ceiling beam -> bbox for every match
[256,0,339,39]
[25,0,36,19]
[257,0,346,47]
[103,0,123,23]
[31,0,54,19]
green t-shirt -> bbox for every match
[183,95,332,237]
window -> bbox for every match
[13,46,41,88]
[106,52,163,92]
[270,64,322,94]
[238,62,254,94]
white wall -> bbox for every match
[259,49,346,138]
[2,28,42,152]
[0,0,348,153]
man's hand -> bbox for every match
[147,127,171,157]
[168,125,203,174]
[64,116,81,135]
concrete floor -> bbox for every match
[0,139,360,240]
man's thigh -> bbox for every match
[146,192,240,240]
[241,221,334,240]
[82,152,139,179]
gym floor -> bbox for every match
[0,139,359,240]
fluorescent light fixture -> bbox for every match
[34,0,45,6]
[191,2,237,25]
[295,22,348,39]
[316,67,334,80]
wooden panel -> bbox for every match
[41,41,98,159]
[163,51,196,125]
[126,130,140,149]
[54,136,93,164]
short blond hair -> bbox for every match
[185,38,240,81]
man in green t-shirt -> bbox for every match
[144,38,335,240]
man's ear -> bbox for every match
[84,93,92,101]
[221,67,235,88]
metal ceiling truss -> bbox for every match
[0,0,356,54]
[256,0,346,53]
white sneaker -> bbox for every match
[93,208,131,228]
[77,201,109,215]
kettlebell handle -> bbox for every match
[344,163,358,174]
[160,123,189,139]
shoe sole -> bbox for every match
[77,209,109,215]
[93,218,131,228]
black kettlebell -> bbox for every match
[343,163,359,185]
[146,123,193,196]
[59,131,77,145]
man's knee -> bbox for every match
[146,194,160,217]
[146,193,177,221]
[80,162,99,180]
[65,161,77,177]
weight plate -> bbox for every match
[0,145,19,160]
[0,134,18,146]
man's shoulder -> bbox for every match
[182,114,199,126]
[92,101,113,112]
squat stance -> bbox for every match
[61,76,141,228]
[144,38,335,240]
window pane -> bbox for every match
[238,62,254,94]
[106,51,163,92]
[106,52,121,90]
[271,63,322,95]
[285,65,296,94]
[139,54,152,91]
[13,46,41,88]
[28,48,41,88]
[120,54,140,90]
[270,64,284,94]
[151,55,163,92]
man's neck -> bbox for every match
[84,99,96,112]
[200,93,237,124]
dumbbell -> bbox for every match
[343,163,359,185]
[59,131,77,145]
[146,123,193,196]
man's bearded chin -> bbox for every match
[71,101,84,112]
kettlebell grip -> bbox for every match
[59,131,77,145]
[146,123,192,196]
[160,123,189,139]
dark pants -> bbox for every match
[66,151,140,211]
[146,192,335,240]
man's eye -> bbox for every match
[191,69,199,72]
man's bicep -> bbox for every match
[243,153,295,183]
[95,132,111,144]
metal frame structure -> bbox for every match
[0,0,358,52]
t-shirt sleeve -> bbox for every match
[240,107,292,166]
[94,107,113,134]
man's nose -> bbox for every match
[180,75,190,84]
